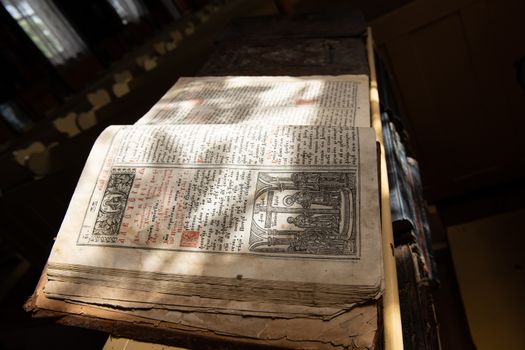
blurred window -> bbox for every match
[107,0,148,24]
[1,0,86,65]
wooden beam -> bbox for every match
[367,27,404,350]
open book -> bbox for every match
[31,75,384,349]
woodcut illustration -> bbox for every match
[92,168,135,237]
[249,171,358,256]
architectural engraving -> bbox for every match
[249,171,357,256]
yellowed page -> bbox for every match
[135,75,370,127]
[48,124,382,293]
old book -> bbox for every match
[199,38,369,76]
[28,75,383,349]
[395,244,439,350]
[214,13,367,42]
[381,110,436,281]
[135,75,371,126]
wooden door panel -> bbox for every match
[372,0,525,200]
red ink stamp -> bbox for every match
[180,230,200,248]
[295,98,315,106]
